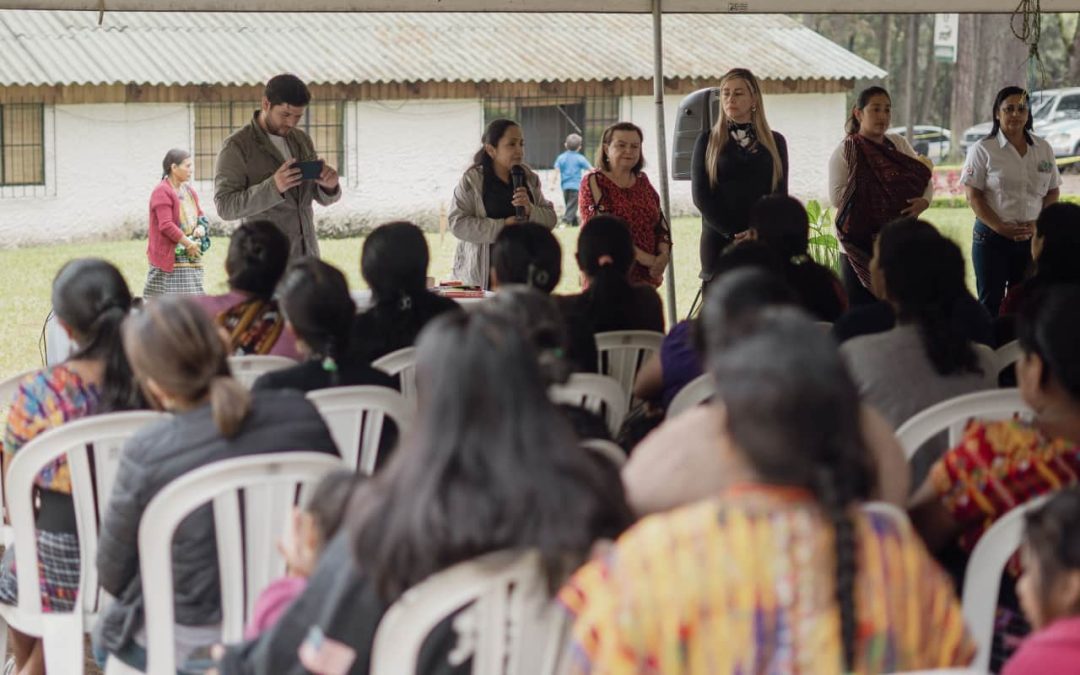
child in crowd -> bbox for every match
[244,470,360,639]
[1004,488,1080,674]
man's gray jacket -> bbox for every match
[214,111,341,260]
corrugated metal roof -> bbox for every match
[0,11,885,87]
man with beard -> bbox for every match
[215,73,341,260]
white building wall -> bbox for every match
[0,103,191,246]
[619,91,847,216]
[330,98,482,233]
[0,93,847,246]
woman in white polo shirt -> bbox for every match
[962,86,1061,317]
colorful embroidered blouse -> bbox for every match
[559,487,973,674]
[930,419,1080,553]
[2,364,100,493]
[174,184,203,269]
[579,170,670,288]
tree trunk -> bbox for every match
[904,14,919,134]
[879,15,893,72]
[980,13,1029,101]
[1066,14,1080,83]
[919,14,940,124]
[950,13,980,160]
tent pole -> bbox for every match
[652,0,677,324]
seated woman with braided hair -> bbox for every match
[350,221,460,364]
[252,259,395,394]
[561,309,974,673]
[192,220,299,358]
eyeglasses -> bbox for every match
[1001,105,1029,115]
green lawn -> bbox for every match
[0,207,978,380]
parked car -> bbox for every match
[887,125,951,163]
[960,87,1080,154]
[1042,117,1080,158]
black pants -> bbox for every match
[972,219,1031,318]
[561,189,579,226]
[841,255,878,307]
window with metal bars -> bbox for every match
[0,104,46,187]
[193,101,345,181]
[482,96,620,170]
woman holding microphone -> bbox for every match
[691,68,789,279]
[962,86,1061,317]
[449,118,556,289]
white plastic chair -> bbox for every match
[0,368,37,546]
[549,373,628,437]
[1,410,168,675]
[962,493,1053,673]
[136,451,344,675]
[665,373,715,419]
[371,550,567,675]
[581,438,626,469]
[372,347,418,404]
[227,354,296,389]
[306,385,413,475]
[894,389,1032,460]
[993,339,1023,379]
[594,330,664,409]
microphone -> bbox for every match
[510,165,526,220]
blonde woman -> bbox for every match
[691,68,788,278]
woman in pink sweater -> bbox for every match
[1005,487,1080,674]
[144,148,207,297]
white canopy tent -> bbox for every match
[1,0,1069,321]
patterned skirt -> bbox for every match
[143,264,205,298]
[0,530,81,612]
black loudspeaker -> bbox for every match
[671,87,720,181]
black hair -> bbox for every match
[846,86,891,135]
[1017,284,1080,400]
[304,469,360,547]
[1030,202,1080,288]
[985,86,1035,144]
[264,73,311,108]
[576,215,636,331]
[491,223,562,293]
[279,259,356,386]
[360,221,434,346]
[225,220,290,298]
[1024,487,1080,619]
[471,118,520,174]
[161,148,190,180]
[350,311,633,602]
[53,259,143,412]
[708,309,873,671]
[749,194,811,260]
[697,266,797,356]
[877,218,980,377]
[482,286,572,386]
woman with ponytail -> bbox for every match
[351,221,460,363]
[841,218,993,481]
[829,86,934,306]
[144,148,208,297]
[252,259,395,393]
[92,296,337,670]
[691,68,789,279]
[556,215,664,371]
[0,259,143,675]
[193,219,299,358]
[561,309,974,673]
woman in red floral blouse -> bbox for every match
[579,122,672,288]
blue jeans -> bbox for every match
[971,219,1031,318]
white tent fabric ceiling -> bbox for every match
[0,0,1079,11]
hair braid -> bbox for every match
[817,467,858,672]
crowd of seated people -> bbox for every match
[3,159,1080,675]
